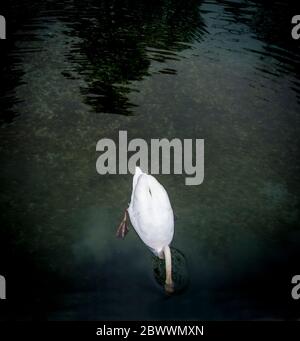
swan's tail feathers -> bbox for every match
[132,166,144,193]
[135,166,143,176]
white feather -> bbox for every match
[128,167,174,256]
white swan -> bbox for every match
[116,167,175,294]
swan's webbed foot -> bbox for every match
[116,210,129,239]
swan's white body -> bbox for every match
[128,167,174,257]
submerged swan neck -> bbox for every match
[163,245,174,294]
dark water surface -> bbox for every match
[0,0,300,319]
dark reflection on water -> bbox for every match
[1,0,299,121]
[1,0,207,118]
[61,0,206,114]
[0,0,300,320]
